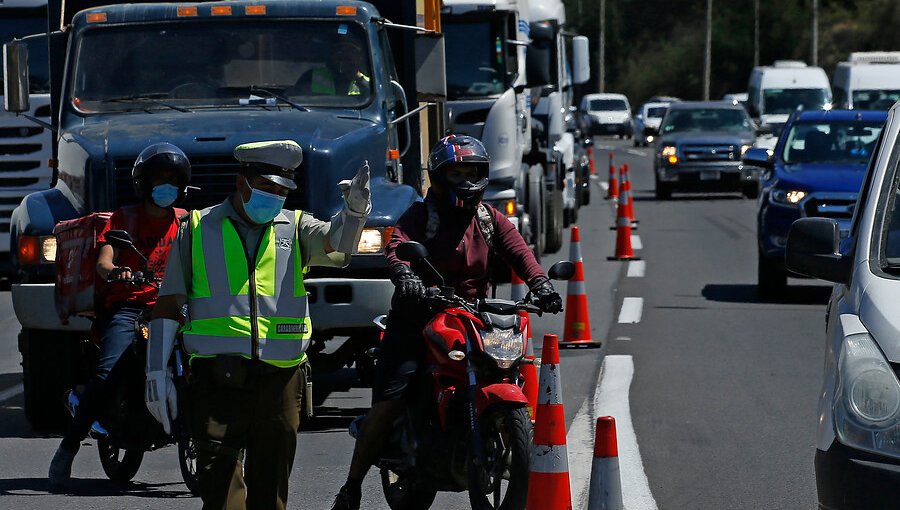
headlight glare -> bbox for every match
[480,328,524,369]
[770,189,806,205]
[661,146,677,157]
[741,144,752,156]
[356,227,393,254]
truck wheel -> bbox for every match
[544,187,564,254]
[527,165,545,259]
[655,174,672,200]
[742,183,759,199]
[20,328,81,432]
[757,253,788,301]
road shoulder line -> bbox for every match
[618,297,644,324]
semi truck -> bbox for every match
[0,0,54,274]
[3,0,444,429]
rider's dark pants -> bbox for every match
[371,296,432,404]
[60,305,145,451]
[188,356,302,510]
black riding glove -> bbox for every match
[389,264,426,300]
[531,277,563,314]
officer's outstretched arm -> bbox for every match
[328,161,371,254]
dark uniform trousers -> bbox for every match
[189,356,302,510]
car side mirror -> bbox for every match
[396,241,429,262]
[743,147,774,169]
[548,260,576,281]
[785,218,851,284]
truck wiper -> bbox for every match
[225,86,308,112]
[101,94,192,113]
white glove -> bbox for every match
[146,318,179,434]
[329,161,371,253]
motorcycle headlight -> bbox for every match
[834,332,900,458]
[480,328,524,369]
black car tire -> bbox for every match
[757,252,788,301]
[742,183,759,199]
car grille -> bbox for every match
[115,155,305,210]
[802,195,856,220]
[681,144,736,162]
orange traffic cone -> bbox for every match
[623,164,638,225]
[527,334,572,510]
[512,271,538,421]
[605,153,618,200]
[608,193,641,261]
[562,226,600,347]
[588,146,597,176]
[587,416,624,510]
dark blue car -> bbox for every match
[745,109,887,298]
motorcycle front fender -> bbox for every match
[475,383,528,416]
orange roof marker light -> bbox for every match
[177,6,198,17]
[336,5,357,16]
[211,5,233,16]
[86,12,107,23]
[245,5,267,15]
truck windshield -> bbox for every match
[782,120,883,165]
[646,106,668,118]
[660,108,751,133]
[70,20,373,112]
[590,99,627,111]
[852,90,900,111]
[444,21,508,99]
[762,88,829,115]
[0,13,49,94]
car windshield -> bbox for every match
[70,20,373,112]
[646,106,667,118]
[660,108,750,133]
[781,121,883,164]
[0,16,49,94]
[762,88,829,115]
[852,90,900,111]
[590,99,627,111]
[444,20,509,99]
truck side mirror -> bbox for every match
[785,218,850,284]
[571,36,590,85]
[526,22,553,87]
[3,40,30,113]
[415,33,446,102]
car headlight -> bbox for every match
[770,189,806,206]
[19,234,57,264]
[834,332,900,458]
[741,144,752,156]
[356,227,394,254]
[480,328,524,369]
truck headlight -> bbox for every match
[19,234,57,264]
[741,144,752,156]
[661,145,677,164]
[356,227,393,254]
[480,328,524,369]
[770,189,806,206]
[834,332,900,458]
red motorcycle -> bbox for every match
[365,241,574,510]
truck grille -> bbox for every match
[682,144,736,162]
[802,195,856,220]
[115,155,305,210]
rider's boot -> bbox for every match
[330,483,361,510]
[48,443,78,486]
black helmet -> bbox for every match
[427,134,490,209]
[132,142,191,202]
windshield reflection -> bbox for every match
[661,108,751,133]
[782,121,883,165]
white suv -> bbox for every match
[580,93,633,138]
[786,104,900,509]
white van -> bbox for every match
[747,61,832,131]
[580,93,633,138]
[833,52,900,110]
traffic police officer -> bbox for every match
[146,140,370,509]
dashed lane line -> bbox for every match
[0,383,23,404]
[627,260,646,277]
[625,149,648,157]
[631,235,642,250]
[618,297,644,324]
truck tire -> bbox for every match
[20,328,81,432]
[655,174,672,200]
[527,165,545,260]
[544,187,564,254]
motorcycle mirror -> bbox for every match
[548,260,576,281]
[104,229,136,251]
[396,241,429,262]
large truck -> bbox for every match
[833,52,900,111]
[0,0,54,274]
[3,0,445,429]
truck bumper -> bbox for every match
[657,162,748,190]
[12,283,92,331]
[306,278,395,335]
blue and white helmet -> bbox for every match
[427,134,490,209]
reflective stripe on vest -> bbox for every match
[182,207,310,368]
[310,67,370,96]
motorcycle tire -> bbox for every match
[97,438,144,483]
[178,435,201,496]
[468,406,532,510]
[380,468,438,510]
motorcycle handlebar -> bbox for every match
[421,287,547,316]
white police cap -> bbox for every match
[233,140,302,190]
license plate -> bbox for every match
[700,170,720,181]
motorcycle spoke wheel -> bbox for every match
[468,406,531,510]
[97,438,144,484]
[178,435,201,496]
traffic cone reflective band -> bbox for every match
[605,153,618,200]
[510,270,527,302]
[608,199,641,261]
[587,417,624,510]
[518,309,538,422]
[527,334,573,510]
[562,226,600,347]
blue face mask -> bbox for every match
[243,185,286,224]
[151,184,179,208]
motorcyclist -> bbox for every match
[331,134,562,509]
[48,143,191,487]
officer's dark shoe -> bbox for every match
[330,484,361,510]
[48,444,78,487]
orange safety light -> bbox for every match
[245,5,267,15]
[336,5,357,15]
[383,226,395,243]
[18,236,39,265]
[387,149,400,161]
[667,155,678,165]
[86,12,108,23]
[504,199,516,216]
[211,5,232,16]
[177,6,198,16]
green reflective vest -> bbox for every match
[310,67,370,96]
[182,206,311,368]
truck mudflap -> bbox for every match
[306,277,395,332]
[12,283,92,331]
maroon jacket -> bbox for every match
[386,193,545,301]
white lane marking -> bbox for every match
[627,260,646,278]
[568,364,604,508]
[595,144,615,150]
[626,149,648,157]
[618,297,643,324]
[631,235,643,250]
[597,178,609,192]
[0,383,24,404]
